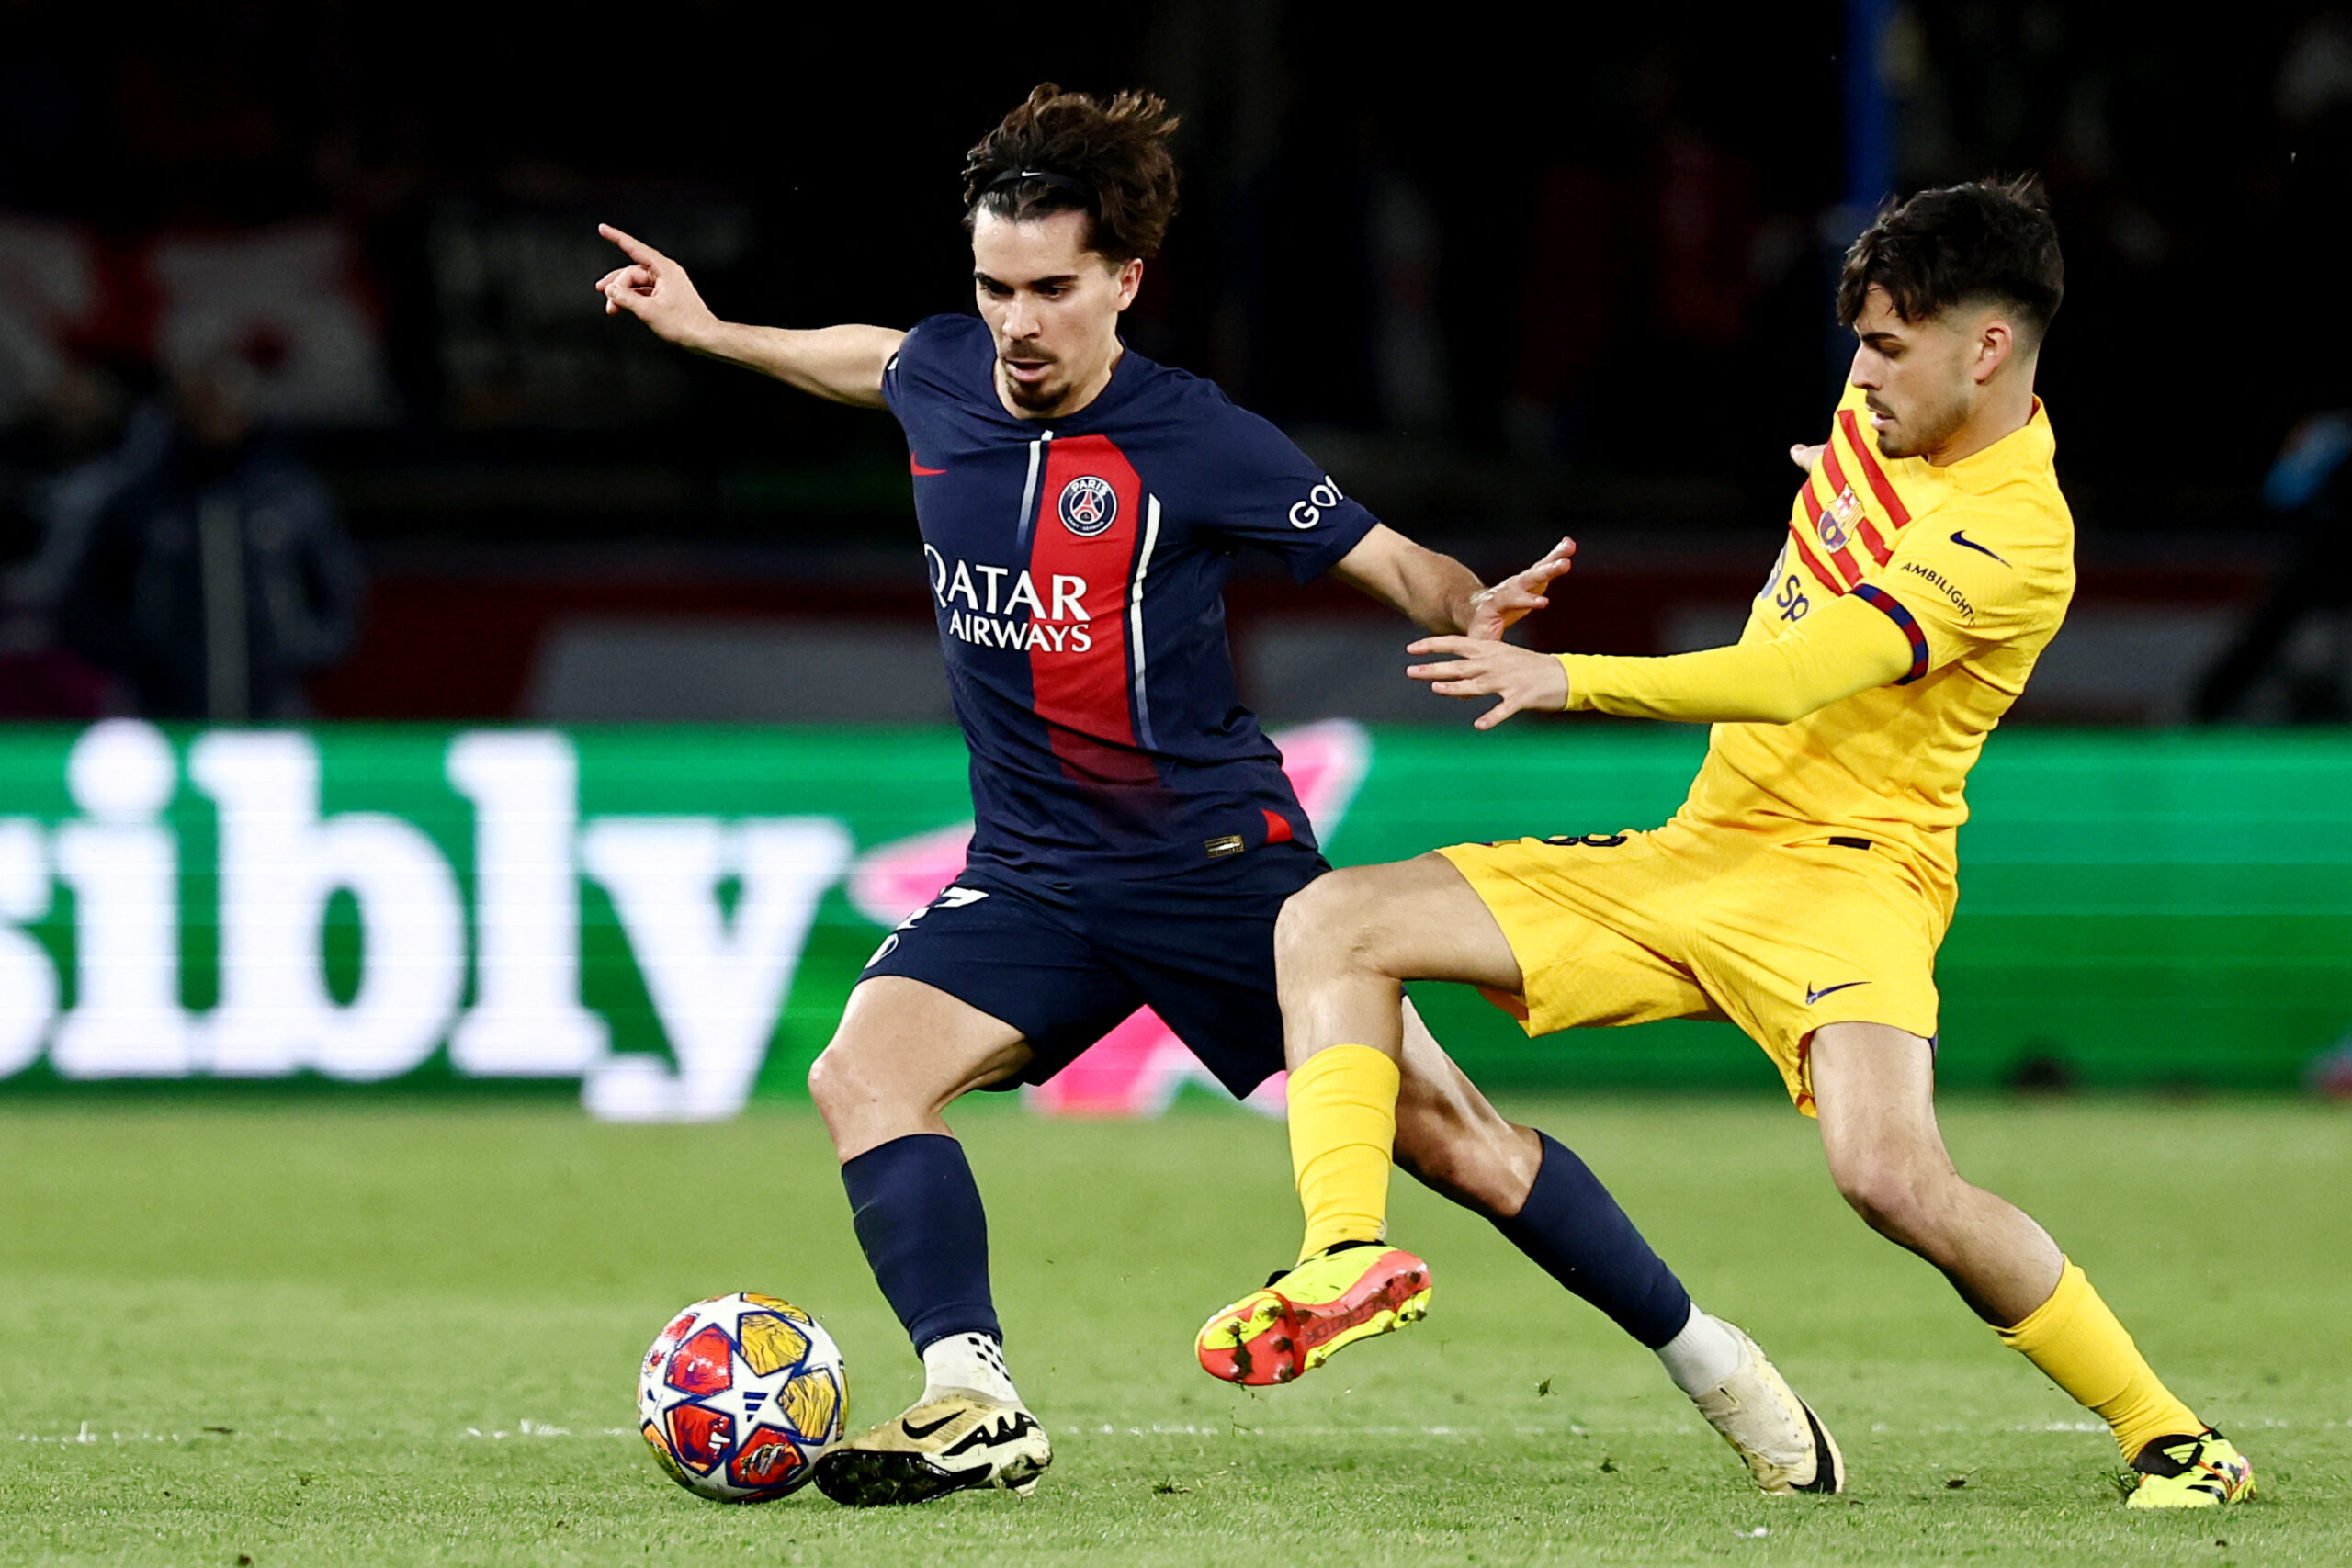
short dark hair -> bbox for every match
[962,84,1182,263]
[1838,175,2064,343]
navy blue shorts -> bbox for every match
[858,841,1329,1099]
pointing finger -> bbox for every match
[598,222,665,269]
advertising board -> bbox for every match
[0,720,2343,1115]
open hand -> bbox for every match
[594,223,719,348]
[1408,636,1569,730]
[1464,536,1576,642]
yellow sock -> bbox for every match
[1996,1259,2203,1461]
[1287,1044,1400,1262]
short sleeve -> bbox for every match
[1184,400,1380,582]
[1867,490,2071,677]
[878,320,922,419]
[881,313,991,426]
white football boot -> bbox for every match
[1689,1321,1845,1494]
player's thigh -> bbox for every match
[1432,831,1714,1035]
[813,976,1033,1126]
[823,872,1137,1138]
[1275,852,1524,992]
[1807,1021,1951,1193]
[1686,842,1943,1112]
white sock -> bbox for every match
[1656,1305,1746,1397]
[920,1331,1021,1406]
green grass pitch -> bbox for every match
[0,1096,2345,1566]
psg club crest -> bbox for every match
[1058,475,1118,536]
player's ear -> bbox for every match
[1113,257,1145,312]
[1973,317,2013,386]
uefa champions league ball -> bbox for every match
[637,1293,848,1502]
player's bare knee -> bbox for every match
[1274,871,1388,978]
[1829,1145,1941,1243]
[808,1033,902,1118]
[804,1042,857,1119]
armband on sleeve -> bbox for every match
[1557,592,1919,725]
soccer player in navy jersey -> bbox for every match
[597,84,1838,1506]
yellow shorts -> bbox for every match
[1436,818,1946,1114]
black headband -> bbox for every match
[986,167,1093,206]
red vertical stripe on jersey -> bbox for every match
[1837,409,1913,528]
[1818,444,1892,564]
[1796,479,1865,586]
[1024,434,1156,786]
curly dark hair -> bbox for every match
[1838,175,2064,342]
[961,84,1182,262]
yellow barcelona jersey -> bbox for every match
[1668,384,2075,908]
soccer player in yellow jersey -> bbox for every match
[1197,177,2253,1508]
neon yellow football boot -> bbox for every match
[1196,1239,1431,1386]
[2124,1429,2255,1508]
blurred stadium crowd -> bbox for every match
[2,2,2348,726]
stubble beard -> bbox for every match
[1870,367,1981,460]
[1872,397,1965,460]
[999,357,1069,415]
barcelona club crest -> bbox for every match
[1058,475,1118,536]
[1818,485,1865,553]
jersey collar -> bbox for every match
[1939,396,2055,492]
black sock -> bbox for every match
[840,1133,1001,1350]
[1489,1131,1692,1349]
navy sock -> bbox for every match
[1489,1132,1692,1349]
[840,1133,1001,1351]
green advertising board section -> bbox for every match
[0,724,2344,1100]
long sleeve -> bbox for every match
[1558,590,1917,724]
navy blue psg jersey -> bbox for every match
[882,313,1379,878]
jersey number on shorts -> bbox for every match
[865,886,992,969]
[1476,832,1629,849]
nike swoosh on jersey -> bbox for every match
[1805,980,1871,1006]
[910,454,947,476]
[1949,530,2007,563]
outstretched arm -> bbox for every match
[594,224,901,409]
[1408,591,1917,731]
[1329,526,1577,637]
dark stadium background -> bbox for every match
[4,2,2343,728]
